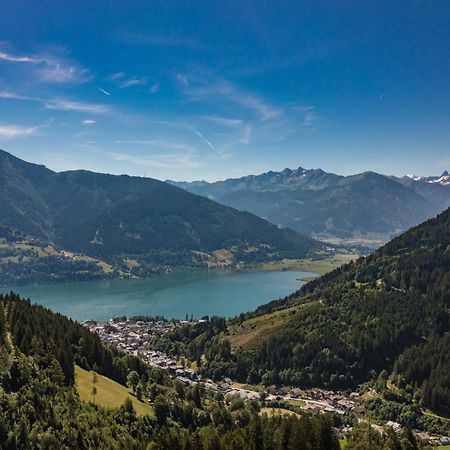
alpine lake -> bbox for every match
[3,269,316,322]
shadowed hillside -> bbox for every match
[0,150,321,283]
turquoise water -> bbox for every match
[2,269,316,321]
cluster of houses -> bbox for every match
[83,317,176,353]
[83,317,206,383]
[83,317,449,446]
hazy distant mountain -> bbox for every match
[0,150,320,282]
[395,171,450,209]
[170,168,446,244]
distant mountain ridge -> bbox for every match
[169,167,450,245]
[404,170,450,185]
[0,149,320,283]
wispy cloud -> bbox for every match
[0,91,37,102]
[289,105,319,128]
[82,119,96,125]
[0,50,42,63]
[79,143,199,169]
[176,74,189,86]
[179,74,320,149]
[239,124,252,144]
[197,116,244,127]
[109,151,198,169]
[149,83,160,94]
[119,76,148,89]
[108,72,126,81]
[44,98,110,114]
[115,139,194,152]
[180,74,280,121]
[38,62,89,84]
[108,72,149,89]
[0,48,89,84]
[0,90,110,114]
[197,115,252,145]
[0,124,39,139]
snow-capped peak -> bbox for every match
[406,173,423,181]
[428,172,450,185]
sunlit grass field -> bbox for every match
[75,365,154,417]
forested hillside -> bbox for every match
[0,293,346,449]
[153,208,450,418]
[0,226,111,285]
[0,150,321,283]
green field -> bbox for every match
[227,300,321,350]
[248,252,359,276]
[75,365,154,417]
[260,407,301,418]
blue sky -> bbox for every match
[0,1,449,181]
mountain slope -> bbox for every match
[230,208,450,411]
[157,208,450,416]
[0,150,320,282]
[0,292,342,449]
[170,168,446,244]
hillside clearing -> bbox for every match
[74,365,154,417]
[260,407,301,418]
[226,300,321,350]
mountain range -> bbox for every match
[0,150,320,284]
[170,168,450,246]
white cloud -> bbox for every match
[44,98,110,114]
[107,72,149,89]
[119,76,148,88]
[0,91,37,101]
[0,51,42,63]
[197,116,244,127]
[82,119,96,125]
[0,124,38,139]
[0,48,89,84]
[181,76,280,120]
[108,72,126,80]
[0,90,110,114]
[302,111,317,127]
[110,152,197,169]
[149,83,160,94]
[239,124,252,145]
[37,62,89,84]
[197,115,252,145]
[80,144,199,169]
[176,74,189,86]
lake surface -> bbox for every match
[2,269,316,322]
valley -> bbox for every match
[1,2,449,448]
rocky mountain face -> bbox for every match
[170,168,447,245]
